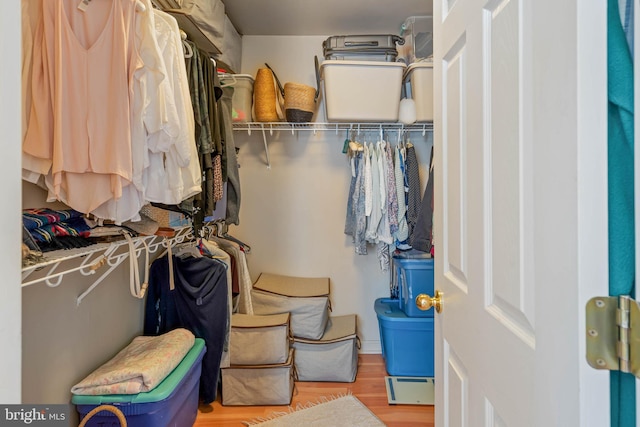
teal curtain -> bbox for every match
[608,0,635,425]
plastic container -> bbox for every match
[399,16,433,64]
[404,62,433,122]
[220,74,254,122]
[394,255,435,317]
[375,298,434,377]
[73,338,206,427]
[319,60,406,122]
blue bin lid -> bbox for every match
[71,338,205,405]
[392,249,432,259]
[375,298,416,320]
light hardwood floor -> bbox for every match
[194,354,434,427]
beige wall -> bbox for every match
[21,184,145,405]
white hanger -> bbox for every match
[135,0,146,12]
[180,30,194,58]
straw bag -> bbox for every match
[253,68,284,122]
[284,82,317,122]
[78,405,127,427]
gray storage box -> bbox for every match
[230,313,291,365]
[292,314,359,382]
[221,349,295,406]
[251,273,331,340]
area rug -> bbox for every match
[243,394,386,426]
[385,376,435,405]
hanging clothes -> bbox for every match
[405,142,422,240]
[144,254,228,404]
[91,0,174,223]
[410,146,434,253]
[24,0,142,214]
[219,85,242,225]
[208,235,253,314]
[143,10,202,206]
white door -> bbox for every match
[432,0,611,426]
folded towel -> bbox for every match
[71,328,195,395]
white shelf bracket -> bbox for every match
[76,256,128,306]
[260,124,272,169]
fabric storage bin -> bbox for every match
[292,314,359,382]
[404,62,433,122]
[230,312,291,365]
[73,338,206,427]
[221,348,295,406]
[375,298,434,377]
[251,273,331,340]
[219,74,254,122]
[394,255,434,317]
[162,0,225,55]
[319,60,406,122]
[213,15,242,73]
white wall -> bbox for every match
[236,36,433,352]
[0,0,23,405]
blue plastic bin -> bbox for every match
[394,255,434,317]
[73,338,206,427]
[375,298,433,377]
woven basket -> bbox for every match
[78,404,127,427]
[253,68,281,122]
[284,82,317,123]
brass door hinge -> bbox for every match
[586,295,640,377]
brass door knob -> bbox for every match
[416,290,443,313]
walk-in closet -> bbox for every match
[2,0,617,426]
[14,0,434,425]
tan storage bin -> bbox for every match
[221,349,295,406]
[251,273,331,340]
[292,314,359,382]
[230,313,291,365]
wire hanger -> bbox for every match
[204,220,251,253]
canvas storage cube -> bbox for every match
[221,348,295,406]
[319,60,406,122]
[375,298,434,377]
[394,254,434,317]
[292,314,359,382]
[404,62,433,122]
[251,273,331,340]
[73,338,205,427]
[230,312,291,365]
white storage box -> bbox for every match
[405,62,433,122]
[399,16,433,64]
[221,349,295,406]
[251,273,331,340]
[292,314,360,382]
[320,60,406,122]
[219,74,254,122]
[229,313,291,365]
